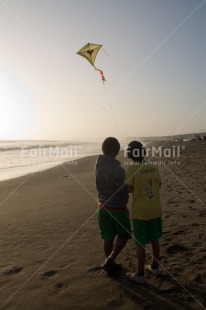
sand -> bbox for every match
[0,141,205,310]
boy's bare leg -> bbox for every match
[136,246,145,273]
[151,240,160,264]
[104,239,114,258]
[109,236,127,259]
[103,237,126,274]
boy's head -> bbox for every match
[127,140,145,162]
[102,137,120,157]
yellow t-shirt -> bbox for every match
[125,162,162,220]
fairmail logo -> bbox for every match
[21,145,81,158]
[124,145,185,158]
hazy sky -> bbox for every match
[0,0,206,141]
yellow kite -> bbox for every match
[77,43,106,82]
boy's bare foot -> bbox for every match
[126,272,146,284]
[102,257,122,276]
[145,264,161,276]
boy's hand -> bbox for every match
[127,185,134,193]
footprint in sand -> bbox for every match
[88,266,102,272]
[192,241,201,247]
[194,274,202,284]
[159,280,178,292]
[166,244,189,255]
[164,214,171,219]
[188,199,196,203]
[199,210,206,217]
[188,206,195,210]
[173,266,184,274]
[4,266,23,275]
[54,282,64,289]
[171,229,185,236]
[42,270,56,277]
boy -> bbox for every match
[125,141,162,284]
[95,137,131,276]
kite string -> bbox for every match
[103,84,123,143]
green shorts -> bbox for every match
[98,208,131,240]
[133,217,162,247]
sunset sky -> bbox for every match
[0,0,206,141]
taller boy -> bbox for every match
[95,137,131,275]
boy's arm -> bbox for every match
[114,168,128,193]
[113,168,129,204]
[157,167,161,188]
[125,166,134,193]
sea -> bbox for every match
[0,140,103,182]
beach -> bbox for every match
[0,141,205,310]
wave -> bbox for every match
[0,140,101,181]
[0,141,87,152]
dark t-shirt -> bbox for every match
[95,155,128,208]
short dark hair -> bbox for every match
[127,140,145,162]
[102,137,120,157]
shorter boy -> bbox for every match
[95,137,131,276]
[125,141,162,283]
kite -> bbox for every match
[77,43,106,82]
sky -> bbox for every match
[0,0,206,141]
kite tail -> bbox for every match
[94,66,106,82]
